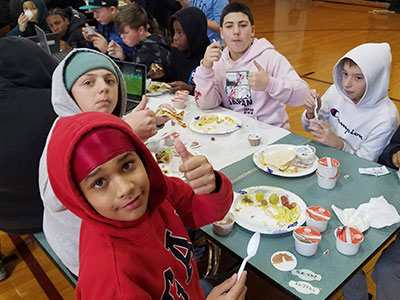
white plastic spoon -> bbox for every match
[311,89,319,120]
[237,231,260,282]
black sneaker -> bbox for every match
[0,259,7,280]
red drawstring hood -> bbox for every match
[47,112,167,238]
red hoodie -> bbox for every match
[47,112,233,299]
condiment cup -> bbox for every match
[335,226,364,255]
[293,226,321,256]
[317,157,340,178]
[24,10,34,20]
[317,171,339,190]
[213,213,235,236]
[175,90,189,101]
[171,97,186,109]
[247,133,261,146]
[86,26,95,35]
[306,206,331,232]
[163,132,180,147]
[146,140,160,152]
[296,145,316,165]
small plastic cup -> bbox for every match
[24,10,34,20]
[335,226,364,255]
[306,206,331,232]
[171,97,186,109]
[317,157,340,178]
[317,171,339,189]
[86,26,95,35]
[175,90,189,101]
[213,213,235,236]
[247,133,261,146]
[296,145,316,165]
[293,226,321,256]
[163,132,180,147]
[146,140,160,152]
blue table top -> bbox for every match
[201,134,400,299]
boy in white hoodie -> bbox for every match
[302,43,399,162]
[194,2,308,130]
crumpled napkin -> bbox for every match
[331,196,400,232]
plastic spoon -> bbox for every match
[313,89,319,120]
[237,231,260,282]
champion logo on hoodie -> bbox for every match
[331,108,363,140]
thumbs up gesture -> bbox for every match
[124,95,157,140]
[248,60,270,91]
[174,139,216,194]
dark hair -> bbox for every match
[342,57,358,67]
[115,3,147,32]
[220,2,254,26]
[46,7,71,20]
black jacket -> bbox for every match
[0,37,57,234]
[63,6,92,49]
[167,7,210,85]
[378,126,400,169]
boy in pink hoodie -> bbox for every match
[194,2,308,130]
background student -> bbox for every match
[166,6,210,94]
[109,2,171,80]
[80,0,133,58]
[7,0,50,37]
[45,6,91,50]
[302,43,399,162]
[194,2,308,130]
[177,0,228,45]
[46,111,247,299]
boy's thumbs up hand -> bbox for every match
[133,95,148,112]
[174,139,216,194]
[248,60,270,91]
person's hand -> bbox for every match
[18,12,29,32]
[90,32,108,53]
[155,103,176,126]
[108,40,126,60]
[202,41,222,68]
[304,89,321,119]
[59,40,72,51]
[392,150,400,168]
[248,61,270,91]
[309,119,344,150]
[167,81,193,94]
[206,271,247,300]
[124,95,157,140]
[175,139,216,194]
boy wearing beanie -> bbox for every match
[39,49,169,277]
[46,111,246,299]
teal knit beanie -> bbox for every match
[64,52,119,92]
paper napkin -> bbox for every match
[331,196,400,232]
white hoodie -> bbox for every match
[194,38,309,129]
[302,43,399,162]
[38,48,127,275]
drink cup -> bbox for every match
[317,157,339,178]
[317,171,339,189]
[335,226,364,255]
[306,206,331,232]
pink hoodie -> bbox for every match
[194,38,309,129]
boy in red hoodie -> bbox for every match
[47,111,247,299]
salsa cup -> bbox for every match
[213,213,235,236]
[335,226,364,256]
[306,206,331,232]
[293,226,321,256]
